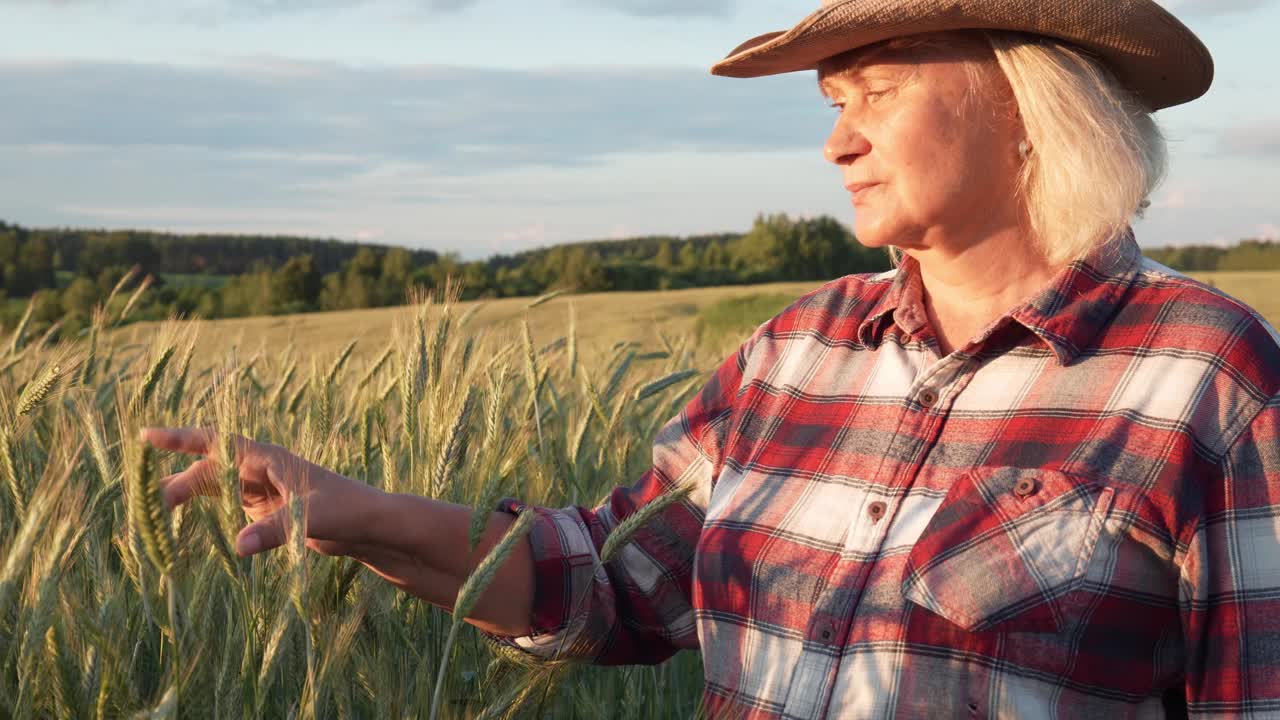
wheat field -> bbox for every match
[1,271,1275,718]
[0,287,721,719]
[119,272,1277,371]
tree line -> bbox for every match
[1143,239,1280,273]
[0,213,889,336]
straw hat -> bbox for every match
[710,0,1214,111]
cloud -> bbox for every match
[1218,119,1280,156]
[0,57,832,251]
[4,0,735,19]
[1158,0,1278,17]
[575,0,733,18]
[0,0,479,21]
[0,58,823,176]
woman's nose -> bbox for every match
[824,114,871,166]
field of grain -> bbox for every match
[120,271,1276,370]
[2,288,725,718]
[121,281,823,376]
[1,270,1275,718]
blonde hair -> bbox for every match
[820,31,1167,267]
[985,31,1166,266]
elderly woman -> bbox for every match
[147,0,1280,717]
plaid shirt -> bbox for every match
[493,229,1280,719]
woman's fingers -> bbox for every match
[140,426,258,465]
[160,457,222,509]
[140,427,217,456]
[235,507,290,557]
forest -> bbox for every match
[0,214,887,335]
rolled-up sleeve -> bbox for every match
[1181,393,1280,717]
[486,332,757,665]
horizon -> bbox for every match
[3,0,1278,260]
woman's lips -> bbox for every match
[846,182,880,203]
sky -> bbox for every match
[1,0,1277,259]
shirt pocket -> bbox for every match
[900,467,1114,634]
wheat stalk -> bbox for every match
[81,308,106,386]
[634,369,700,402]
[430,509,535,720]
[5,298,35,358]
[1,426,23,517]
[268,359,298,411]
[567,301,578,378]
[326,339,358,386]
[525,289,566,309]
[166,343,195,415]
[255,606,294,714]
[103,264,140,309]
[117,273,154,326]
[355,343,394,391]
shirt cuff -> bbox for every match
[482,498,602,661]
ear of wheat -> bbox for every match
[127,444,175,576]
[599,483,695,564]
[133,346,176,413]
[1,426,23,517]
[16,365,61,418]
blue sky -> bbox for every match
[2,0,1277,259]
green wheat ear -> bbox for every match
[16,364,61,418]
[599,483,695,564]
[128,444,175,576]
[132,346,176,412]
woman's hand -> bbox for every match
[142,427,386,558]
[141,426,535,634]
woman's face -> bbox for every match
[819,37,1026,254]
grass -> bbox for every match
[695,293,798,351]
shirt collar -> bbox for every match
[856,229,1143,365]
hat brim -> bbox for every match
[710,0,1213,111]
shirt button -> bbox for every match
[820,629,832,640]
[1014,478,1038,498]
[918,388,939,408]
[867,501,887,523]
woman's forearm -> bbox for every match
[355,491,536,637]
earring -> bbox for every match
[1018,140,1032,160]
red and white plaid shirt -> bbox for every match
[494,229,1280,719]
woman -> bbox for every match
[147,1,1280,716]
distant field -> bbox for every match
[1187,271,1279,329]
[117,271,1278,371]
[119,281,824,372]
